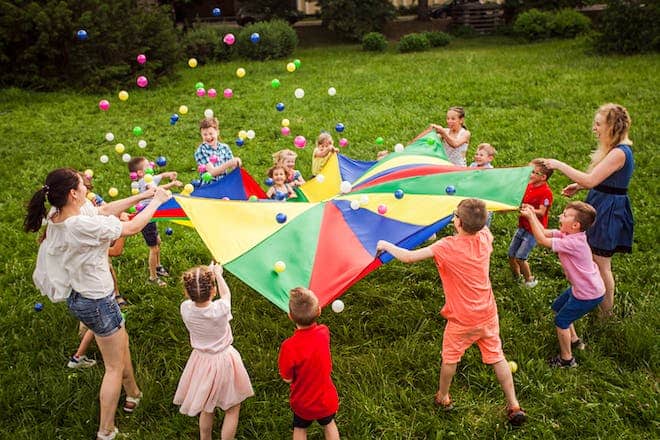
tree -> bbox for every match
[418,0,430,21]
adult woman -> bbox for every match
[24,168,171,440]
[544,103,634,316]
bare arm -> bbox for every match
[544,148,625,189]
[410,126,434,143]
[376,240,434,263]
[209,157,242,177]
[210,262,231,304]
[98,188,156,217]
[520,206,552,247]
[160,180,183,190]
[120,187,171,236]
[440,128,471,148]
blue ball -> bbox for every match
[165,227,173,236]
[156,156,167,167]
[335,123,345,133]
[445,185,456,195]
[34,302,43,312]
[276,102,285,112]
[276,212,287,223]
[76,29,88,40]
[275,191,287,201]
[235,138,244,147]
[394,189,404,199]
[264,177,274,186]
[212,7,222,17]
[250,32,260,43]
[171,113,179,122]
[95,195,104,205]
[191,179,201,187]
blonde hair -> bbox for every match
[272,149,297,165]
[588,103,631,171]
[288,287,319,326]
[477,143,497,157]
[316,132,333,147]
[181,265,215,303]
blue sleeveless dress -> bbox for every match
[585,145,634,255]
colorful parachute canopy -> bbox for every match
[175,163,532,312]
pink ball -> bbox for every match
[197,164,207,173]
[223,88,233,99]
[207,88,217,98]
[221,197,230,201]
[135,203,144,212]
[281,126,291,136]
[209,155,219,164]
[339,138,349,147]
[377,204,387,215]
[196,88,206,97]
[136,54,147,64]
[136,76,148,88]
[223,33,236,45]
[98,99,110,111]
[129,171,138,181]
[294,135,306,149]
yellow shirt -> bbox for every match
[312,153,333,176]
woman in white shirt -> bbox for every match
[24,168,171,440]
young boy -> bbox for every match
[194,117,241,182]
[469,143,497,169]
[521,201,605,368]
[508,159,553,288]
[278,288,340,440]
[127,157,182,286]
[377,199,527,426]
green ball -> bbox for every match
[195,82,204,90]
[426,137,435,145]
[375,137,384,145]
[248,195,258,201]
[133,126,143,136]
[293,59,301,69]
[144,167,154,175]
[202,172,213,183]
[128,206,136,214]
[121,311,127,321]
[271,79,280,89]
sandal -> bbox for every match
[506,405,527,426]
[434,393,454,411]
[123,392,142,413]
[96,427,118,440]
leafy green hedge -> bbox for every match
[513,8,591,41]
[317,0,397,42]
[362,32,388,52]
[592,0,660,54]
[180,25,238,65]
[236,20,298,61]
[424,31,452,47]
[398,33,431,53]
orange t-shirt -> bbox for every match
[430,228,498,327]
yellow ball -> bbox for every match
[238,130,248,140]
[87,192,96,201]
[144,174,154,184]
[281,118,290,127]
[508,361,518,373]
[236,67,246,78]
[179,105,189,115]
[108,187,118,197]
[188,58,198,68]
[274,261,286,273]
[115,143,125,154]
[118,90,129,101]
[84,169,94,178]
[182,183,194,195]
[286,62,296,72]
[131,188,139,195]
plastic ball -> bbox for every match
[138,140,147,149]
[127,206,137,214]
[509,361,518,373]
[165,227,173,236]
[84,169,93,179]
[202,172,213,183]
[294,88,305,99]
[130,171,138,181]
[108,187,118,197]
[394,143,405,153]
[34,302,44,312]
[271,78,280,88]
[250,32,260,43]
[195,82,205,90]
[100,154,109,164]
[293,59,301,68]
[135,203,144,212]
[118,90,129,101]
[86,192,96,201]
[182,183,194,195]
[209,155,218,164]
[275,191,287,201]
[331,299,344,313]
[212,7,221,16]
[316,174,325,183]
[375,136,384,145]
[133,126,143,136]
[76,29,88,40]
[115,143,125,154]
[179,105,189,115]
[145,166,155,175]
[426,137,435,145]
[394,189,404,199]
[335,123,345,133]
[136,76,148,88]
[94,195,104,205]
[276,102,285,112]
[264,177,274,186]
[339,138,348,147]
[142,173,152,183]
[188,58,198,68]
[275,213,287,224]
[122,153,131,163]
[98,99,110,111]
[223,88,233,99]
[170,113,179,123]
[197,164,207,174]
[156,156,167,167]
[238,130,248,139]
[105,132,115,142]
[196,88,206,97]
[377,204,387,215]
[445,185,456,195]
[246,129,256,140]
[281,118,290,127]
[328,87,337,96]
[280,126,291,136]
[286,62,296,72]
[223,33,235,45]
[340,181,352,194]
[294,135,306,148]
[235,138,244,147]
[136,54,147,64]
[236,67,246,78]
[274,261,286,273]
[350,200,360,210]
[204,109,214,118]
[207,88,217,98]
[248,195,258,201]
[131,188,138,195]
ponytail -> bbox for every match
[24,187,48,232]
[24,168,81,233]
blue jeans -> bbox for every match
[508,227,537,260]
[67,290,124,337]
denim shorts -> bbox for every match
[67,290,124,337]
[141,221,159,247]
[508,227,537,260]
[552,287,604,329]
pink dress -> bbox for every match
[173,299,254,415]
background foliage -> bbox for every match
[236,20,299,61]
[316,0,397,41]
[592,0,660,54]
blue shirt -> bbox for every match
[194,142,234,181]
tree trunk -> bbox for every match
[418,0,430,21]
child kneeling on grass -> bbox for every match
[377,198,526,426]
[521,201,605,368]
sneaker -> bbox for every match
[524,277,538,288]
[506,405,527,426]
[67,355,97,369]
[156,265,169,277]
[148,277,167,287]
[434,393,454,411]
[548,355,577,368]
[571,338,586,351]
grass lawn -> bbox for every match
[0,37,658,439]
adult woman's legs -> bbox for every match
[95,327,129,436]
[593,255,614,316]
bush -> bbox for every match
[181,25,238,64]
[362,32,388,51]
[236,20,298,61]
[0,0,180,91]
[398,33,430,53]
[592,0,660,54]
[423,31,452,47]
[513,8,554,40]
[317,0,397,42]
[551,8,591,38]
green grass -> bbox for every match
[0,37,658,439]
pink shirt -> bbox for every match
[551,231,605,300]
[431,228,498,326]
[180,299,233,353]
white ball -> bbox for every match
[99,154,109,164]
[339,180,352,194]
[316,174,325,183]
[246,129,256,140]
[331,299,344,313]
[122,153,131,162]
[204,108,214,118]
[327,87,336,96]
[105,132,115,142]
[350,200,360,210]
[394,143,405,153]
[294,88,305,99]
[359,195,369,205]
[138,139,147,149]
[131,181,139,189]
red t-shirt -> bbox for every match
[518,182,553,231]
[278,323,339,420]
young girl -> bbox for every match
[312,132,339,176]
[266,165,297,200]
[272,149,305,186]
[431,106,471,166]
[173,263,254,440]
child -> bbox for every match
[194,117,242,182]
[507,159,554,288]
[521,201,605,368]
[279,288,340,440]
[273,149,305,186]
[127,157,182,286]
[469,143,497,169]
[312,133,339,176]
[266,165,297,200]
[377,199,527,426]
[174,263,254,440]
[431,106,471,166]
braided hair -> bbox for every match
[181,265,215,303]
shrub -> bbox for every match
[424,31,452,47]
[317,0,397,42]
[362,32,388,52]
[236,20,298,60]
[513,8,554,40]
[181,25,238,64]
[398,33,431,53]
[551,8,591,38]
[592,0,660,54]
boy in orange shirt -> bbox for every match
[377,198,526,426]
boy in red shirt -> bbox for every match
[377,198,527,426]
[278,287,340,439]
[507,159,554,288]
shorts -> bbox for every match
[67,290,124,337]
[508,227,537,260]
[552,287,604,329]
[293,413,335,429]
[141,221,159,247]
[441,314,504,365]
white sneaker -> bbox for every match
[67,355,97,369]
[524,278,538,288]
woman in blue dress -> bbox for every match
[544,103,633,317]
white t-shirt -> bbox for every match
[37,214,122,300]
[180,298,233,353]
